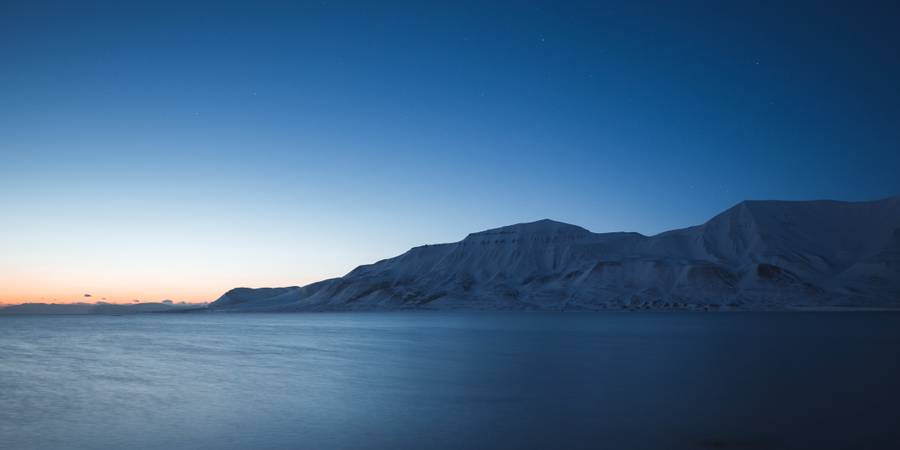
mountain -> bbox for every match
[0,301,203,315]
[210,197,900,311]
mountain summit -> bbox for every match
[211,197,900,311]
[463,219,592,239]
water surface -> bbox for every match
[2,312,899,449]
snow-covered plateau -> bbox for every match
[211,197,900,311]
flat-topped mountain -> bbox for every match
[211,197,900,311]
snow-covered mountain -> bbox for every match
[211,197,900,311]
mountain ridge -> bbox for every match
[211,197,900,311]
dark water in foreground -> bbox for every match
[2,312,899,450]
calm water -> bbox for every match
[2,312,899,450]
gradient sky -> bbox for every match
[2,1,899,304]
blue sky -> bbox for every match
[2,1,899,303]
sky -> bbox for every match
[2,1,899,304]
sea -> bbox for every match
[2,312,899,450]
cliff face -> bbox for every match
[211,197,900,311]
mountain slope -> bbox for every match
[210,197,900,311]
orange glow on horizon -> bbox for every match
[0,271,330,305]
